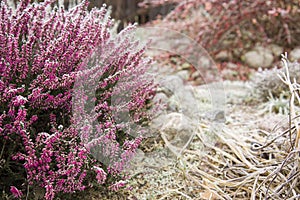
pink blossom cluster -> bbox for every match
[10,186,23,199]
[0,0,155,199]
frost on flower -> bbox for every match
[108,180,127,191]
[12,95,28,107]
[0,0,154,199]
[93,166,107,184]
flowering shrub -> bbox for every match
[0,0,155,199]
[141,0,300,59]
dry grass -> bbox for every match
[182,54,300,199]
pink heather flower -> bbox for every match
[45,184,54,200]
[30,115,38,124]
[93,166,107,184]
[108,180,127,191]
[12,95,28,107]
[1,0,155,199]
[10,186,23,199]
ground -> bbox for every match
[70,49,293,199]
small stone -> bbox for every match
[203,110,226,123]
[198,56,211,68]
[168,95,180,112]
[221,69,238,80]
[215,50,232,62]
[242,46,274,69]
[289,47,300,61]
[158,75,184,93]
[179,62,191,70]
[191,71,201,80]
[232,48,244,58]
[175,70,189,80]
[222,39,234,47]
[268,44,283,57]
[153,93,168,105]
[130,149,145,164]
[226,62,238,69]
[160,113,196,149]
[193,77,205,85]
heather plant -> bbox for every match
[0,0,155,199]
[141,0,300,60]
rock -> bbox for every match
[198,56,211,69]
[221,39,234,48]
[160,113,196,150]
[215,50,232,62]
[168,95,181,112]
[176,86,200,117]
[202,110,226,123]
[178,62,191,70]
[191,70,201,80]
[221,69,238,80]
[175,70,189,80]
[158,75,184,93]
[155,74,203,117]
[191,70,206,85]
[157,84,200,117]
[232,48,244,58]
[153,92,168,104]
[268,44,283,57]
[226,62,238,69]
[289,47,300,61]
[242,46,274,69]
[150,114,166,134]
[222,63,239,79]
[129,149,145,165]
[193,77,205,85]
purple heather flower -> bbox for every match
[93,166,107,184]
[108,180,127,191]
[1,0,155,199]
[10,186,23,199]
